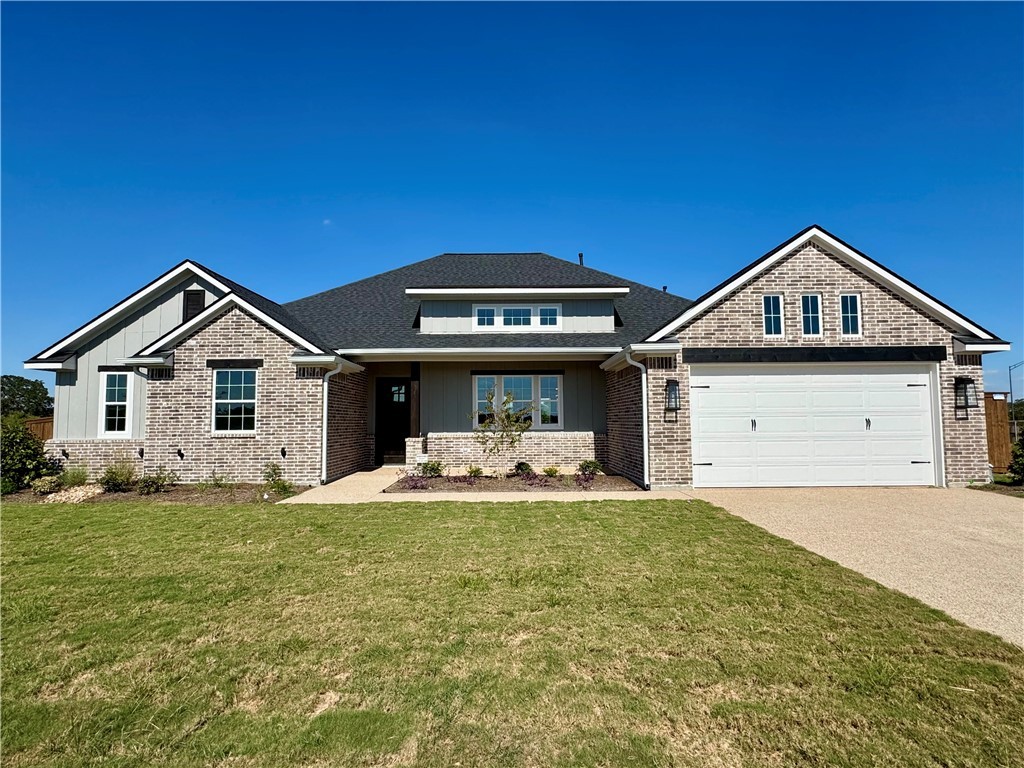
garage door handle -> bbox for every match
[865,418,871,431]
[911,460,931,464]
[751,418,757,432]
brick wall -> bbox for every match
[45,439,145,481]
[325,370,372,481]
[412,431,603,473]
[654,242,989,486]
[604,366,645,487]
[144,307,324,485]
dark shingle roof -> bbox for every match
[284,252,693,350]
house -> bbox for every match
[24,225,1011,489]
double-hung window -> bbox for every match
[840,294,861,336]
[100,372,132,437]
[762,294,784,337]
[801,294,822,336]
[213,369,257,432]
[473,373,563,429]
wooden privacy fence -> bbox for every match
[24,416,53,442]
[984,393,1011,474]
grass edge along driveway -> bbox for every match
[3,499,1022,767]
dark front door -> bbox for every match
[375,377,411,464]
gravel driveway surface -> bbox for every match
[690,487,1024,646]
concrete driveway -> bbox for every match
[691,487,1024,646]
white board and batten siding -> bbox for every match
[690,364,941,487]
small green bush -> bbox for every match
[137,466,179,495]
[31,476,63,495]
[1008,437,1024,485]
[466,465,484,478]
[577,459,603,475]
[419,460,444,478]
[196,472,232,490]
[262,462,294,496]
[513,461,533,476]
[542,466,559,477]
[98,457,137,493]
[60,466,89,488]
[1,415,61,493]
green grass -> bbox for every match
[2,500,1022,767]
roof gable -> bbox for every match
[646,225,1002,343]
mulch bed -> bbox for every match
[384,473,640,493]
[967,483,1024,499]
[2,484,309,505]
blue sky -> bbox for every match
[3,2,1022,392]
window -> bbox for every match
[100,372,131,436]
[840,294,861,336]
[801,294,821,336]
[213,369,256,432]
[391,384,406,403]
[539,307,559,327]
[183,290,206,322]
[763,294,784,337]
[503,307,532,326]
[473,374,563,430]
[476,307,495,327]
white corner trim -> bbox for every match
[645,227,996,342]
[623,351,650,490]
[406,287,629,296]
[25,356,77,372]
[37,261,231,359]
[139,294,325,356]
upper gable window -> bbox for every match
[801,294,822,336]
[538,307,559,327]
[840,294,861,336]
[183,290,206,322]
[472,304,562,333]
[762,295,784,337]
[476,307,495,327]
[503,307,532,327]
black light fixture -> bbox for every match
[280,447,287,459]
[61,448,70,459]
[137,447,145,459]
[665,379,681,411]
[954,377,979,409]
[176,448,185,460]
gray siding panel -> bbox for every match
[419,299,615,334]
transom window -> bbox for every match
[840,294,861,336]
[213,369,256,432]
[472,304,562,332]
[100,372,131,436]
[801,294,822,336]
[473,374,563,429]
[503,307,532,326]
[762,294,784,337]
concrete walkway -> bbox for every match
[693,487,1024,647]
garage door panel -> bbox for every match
[690,364,937,488]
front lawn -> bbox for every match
[3,501,1022,766]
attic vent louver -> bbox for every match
[578,252,584,266]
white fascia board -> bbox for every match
[405,287,629,296]
[117,355,172,367]
[645,227,995,342]
[337,347,621,362]
[25,356,77,372]
[953,340,1012,354]
[37,261,232,359]
[139,295,325,356]
[292,354,365,373]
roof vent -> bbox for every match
[662,286,668,293]
[578,252,584,266]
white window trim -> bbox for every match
[800,293,823,338]
[762,294,785,338]
[472,373,564,430]
[211,368,258,434]
[840,292,863,338]
[472,303,563,333]
[98,371,134,438]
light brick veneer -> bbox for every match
[647,242,988,487]
[145,307,324,485]
[45,439,145,481]
[409,431,604,473]
[325,370,372,481]
[605,366,645,487]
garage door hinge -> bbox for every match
[693,462,713,466]
[910,460,931,464]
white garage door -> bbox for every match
[690,364,938,487]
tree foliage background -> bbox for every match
[1,375,53,417]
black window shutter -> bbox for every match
[183,291,206,322]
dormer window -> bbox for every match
[539,307,559,326]
[476,307,495,327]
[471,304,562,332]
[503,307,532,326]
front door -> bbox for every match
[375,377,411,465]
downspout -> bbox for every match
[321,361,346,484]
[624,351,651,490]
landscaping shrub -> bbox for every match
[262,462,294,496]
[60,466,89,488]
[196,472,232,490]
[137,466,179,495]
[1008,437,1024,485]
[31,476,63,495]
[577,459,603,475]
[98,457,137,493]
[575,467,598,489]
[512,461,533,476]
[466,464,484,478]
[542,466,559,477]
[1,415,61,493]
[419,460,445,478]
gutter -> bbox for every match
[319,356,365,484]
[623,351,651,490]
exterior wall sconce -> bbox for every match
[665,379,681,411]
[61,448,70,459]
[137,447,145,459]
[280,447,287,459]
[176,449,185,460]
[954,376,979,419]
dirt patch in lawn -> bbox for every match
[967,483,1024,499]
[384,473,640,493]
[3,483,310,506]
